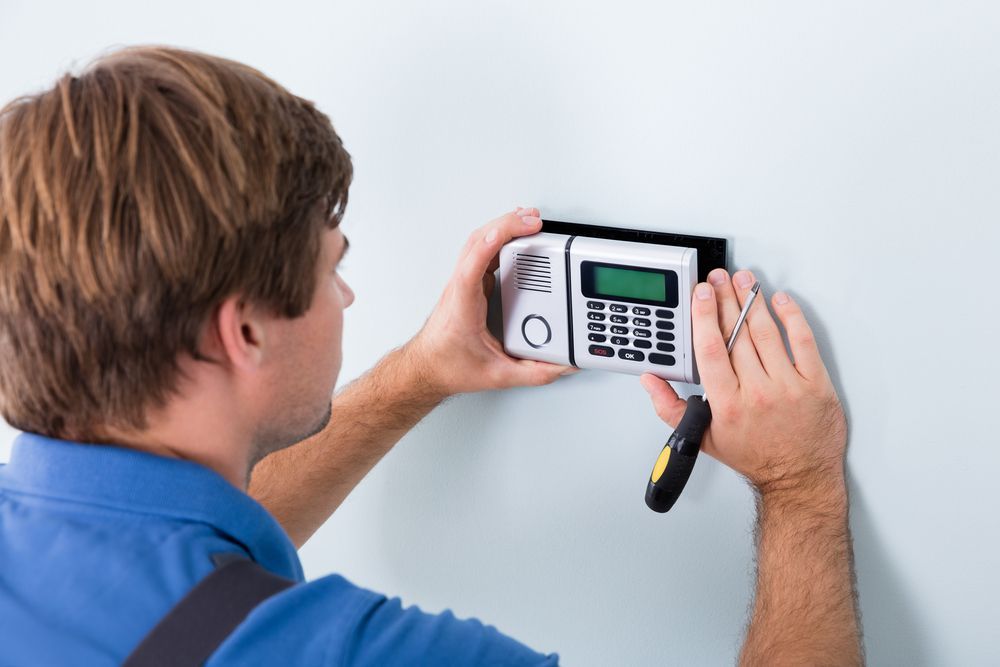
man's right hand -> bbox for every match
[640,268,847,495]
[641,268,862,666]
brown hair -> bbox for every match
[0,46,352,439]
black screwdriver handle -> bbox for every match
[645,395,712,513]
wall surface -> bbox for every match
[2,1,998,664]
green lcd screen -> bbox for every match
[593,266,666,302]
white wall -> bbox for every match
[2,1,998,664]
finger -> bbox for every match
[707,269,767,385]
[690,282,740,399]
[479,207,540,277]
[771,291,830,383]
[503,358,577,387]
[456,211,542,299]
[639,373,687,428]
[730,272,798,383]
[456,208,523,265]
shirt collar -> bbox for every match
[0,432,303,581]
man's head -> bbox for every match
[0,46,354,465]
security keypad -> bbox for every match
[586,300,675,366]
[499,230,707,384]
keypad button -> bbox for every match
[610,315,628,324]
[589,345,614,357]
[633,317,651,327]
[656,320,675,330]
[609,304,627,313]
[588,322,606,332]
[610,325,628,335]
[588,312,606,321]
[656,342,675,352]
[587,301,605,310]
[618,348,646,362]
[633,328,651,338]
[610,336,629,346]
[656,331,675,341]
[649,353,675,366]
[632,307,650,316]
[655,309,674,319]
[588,333,607,342]
[634,339,652,349]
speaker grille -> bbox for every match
[514,253,552,293]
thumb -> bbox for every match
[509,359,577,387]
[639,373,687,428]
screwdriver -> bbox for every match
[645,281,760,513]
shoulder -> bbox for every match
[210,574,559,666]
[208,573,377,665]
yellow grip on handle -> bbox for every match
[651,446,672,483]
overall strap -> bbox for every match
[122,554,294,667]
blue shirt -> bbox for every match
[0,433,558,665]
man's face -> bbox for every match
[251,227,353,459]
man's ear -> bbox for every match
[214,296,266,372]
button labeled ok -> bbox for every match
[618,349,646,362]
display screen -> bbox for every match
[593,266,666,302]
[581,261,678,307]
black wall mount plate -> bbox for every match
[541,219,728,284]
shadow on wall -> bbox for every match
[791,281,929,666]
[851,483,930,666]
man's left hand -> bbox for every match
[406,207,577,397]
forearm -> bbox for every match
[740,475,863,666]
[248,342,447,548]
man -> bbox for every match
[0,46,862,665]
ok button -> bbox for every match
[617,348,645,362]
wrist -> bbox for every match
[397,337,451,404]
[755,468,848,517]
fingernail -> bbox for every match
[695,283,712,300]
[523,215,541,226]
[561,367,579,376]
[515,207,528,216]
[774,291,790,305]
[734,270,754,289]
[485,228,498,243]
[708,268,728,286]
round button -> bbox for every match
[521,314,552,349]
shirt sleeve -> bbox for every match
[341,594,559,666]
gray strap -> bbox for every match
[122,555,294,666]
